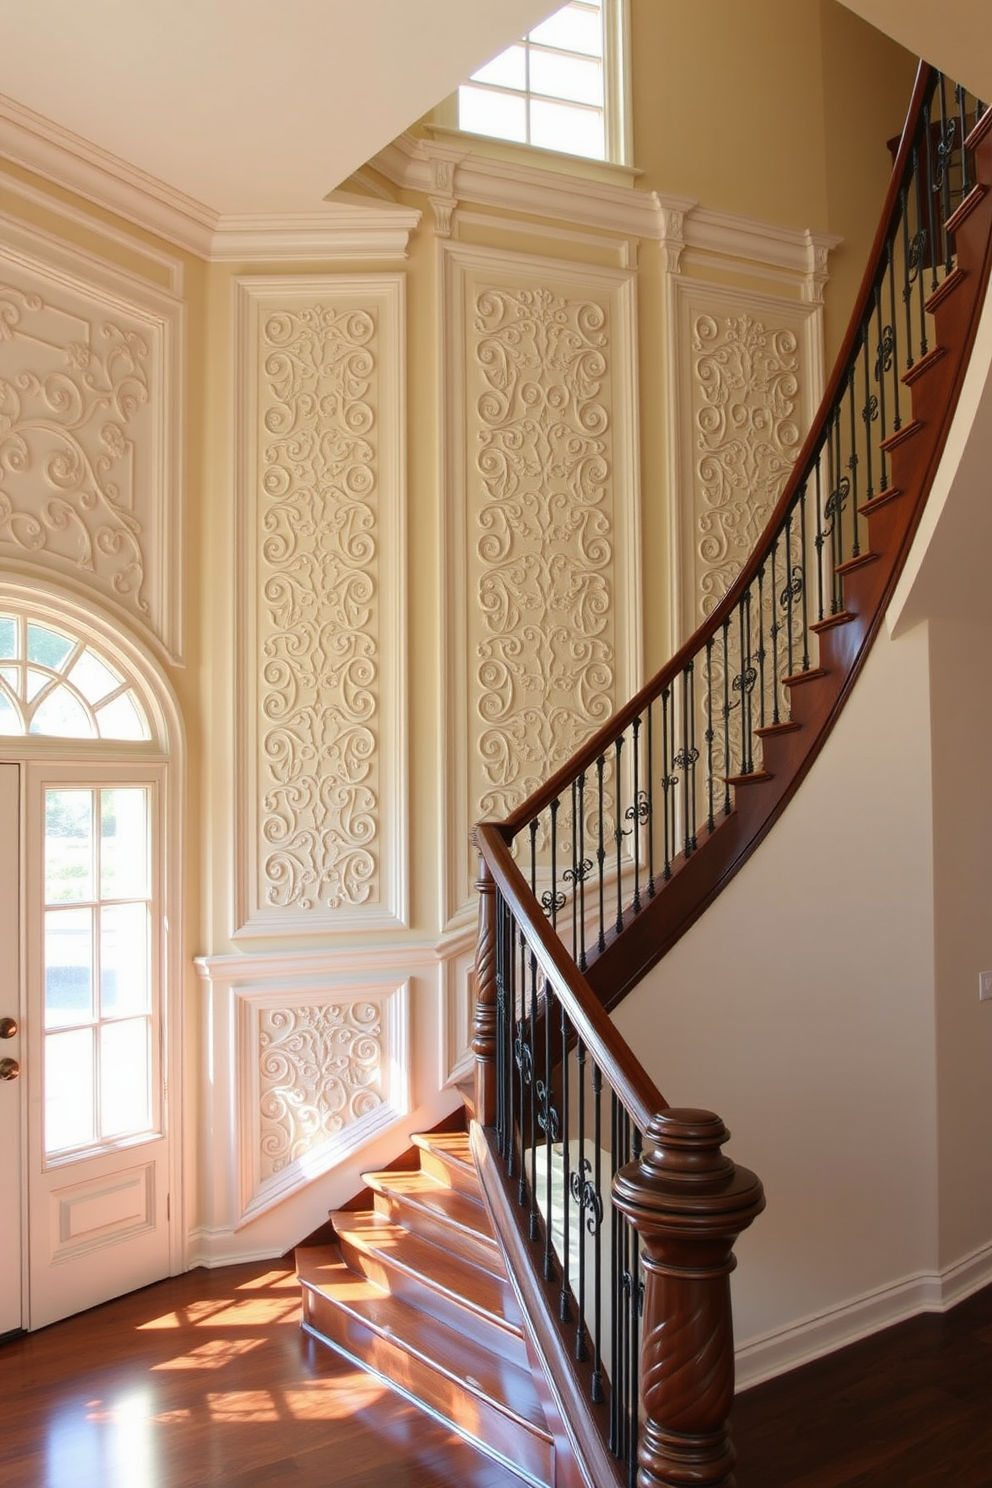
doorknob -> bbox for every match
[0,1057,19,1080]
[0,1017,17,1039]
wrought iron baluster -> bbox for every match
[957,83,971,196]
[495,891,510,1160]
[660,687,673,878]
[705,638,716,833]
[756,566,767,735]
[912,142,929,356]
[936,73,954,270]
[770,536,780,724]
[814,450,826,624]
[862,313,876,502]
[544,797,565,929]
[591,1063,604,1404]
[799,486,810,673]
[630,715,642,914]
[924,95,940,294]
[559,998,572,1324]
[645,705,656,898]
[847,360,860,562]
[886,231,902,432]
[613,736,625,930]
[684,663,698,852]
[574,1038,588,1363]
[596,755,606,953]
[540,976,558,1281]
[721,619,732,815]
[527,935,539,1236]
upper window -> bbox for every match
[0,613,151,741]
[457,0,629,165]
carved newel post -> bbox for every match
[612,1109,765,1488]
[471,834,498,1128]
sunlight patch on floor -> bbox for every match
[150,1336,268,1370]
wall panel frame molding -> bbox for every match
[234,275,408,936]
[0,212,184,662]
[439,240,642,926]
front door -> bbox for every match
[0,763,23,1337]
[15,762,172,1331]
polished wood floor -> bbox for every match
[732,1281,992,1486]
[2,1262,990,1486]
[0,1260,530,1488]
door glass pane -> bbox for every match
[46,1027,95,1153]
[100,788,149,899]
[101,903,149,1018]
[45,906,94,1029]
[100,1020,151,1137]
[45,790,94,902]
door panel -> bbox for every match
[0,763,23,1337]
[25,762,171,1331]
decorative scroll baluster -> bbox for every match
[847,360,860,560]
[540,974,557,1281]
[704,639,716,834]
[630,714,642,914]
[646,705,656,899]
[591,1062,605,1404]
[721,619,732,814]
[574,1038,588,1363]
[660,687,674,880]
[814,453,826,624]
[798,485,810,672]
[559,996,573,1325]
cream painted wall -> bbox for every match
[613,620,940,1374]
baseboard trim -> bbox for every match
[735,1239,992,1391]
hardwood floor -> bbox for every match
[2,1262,990,1486]
[0,1260,531,1488]
[732,1282,992,1486]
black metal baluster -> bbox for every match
[574,1038,588,1363]
[590,1063,604,1404]
[596,754,606,953]
[527,937,539,1237]
[613,737,625,930]
[901,177,915,370]
[913,141,929,355]
[541,978,556,1281]
[770,536,780,724]
[705,638,716,833]
[887,231,902,435]
[862,310,876,501]
[548,796,562,931]
[495,892,509,1160]
[847,360,860,562]
[630,715,642,913]
[721,618,732,814]
[645,705,656,898]
[814,451,826,624]
[660,687,673,879]
[756,565,767,735]
[799,484,811,673]
[924,95,940,294]
[685,661,697,852]
[936,73,954,271]
[559,998,572,1324]
[610,1092,624,1457]
[576,772,588,972]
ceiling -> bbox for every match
[0,2,985,224]
[0,0,555,219]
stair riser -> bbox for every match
[301,1283,554,1488]
[336,1234,530,1369]
[415,1145,480,1196]
[371,1190,502,1270]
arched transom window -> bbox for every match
[0,613,151,741]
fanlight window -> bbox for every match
[0,614,150,741]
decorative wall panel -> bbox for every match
[442,244,640,923]
[671,281,824,640]
[235,276,406,935]
[237,978,410,1225]
[0,225,182,659]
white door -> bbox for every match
[23,763,172,1331]
[0,763,23,1337]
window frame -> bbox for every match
[451,0,631,168]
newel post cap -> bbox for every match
[613,1107,765,1238]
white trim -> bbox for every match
[0,94,421,262]
[735,1239,992,1391]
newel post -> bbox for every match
[471,833,498,1127]
[612,1109,765,1488]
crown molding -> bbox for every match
[0,92,421,262]
[370,131,842,284]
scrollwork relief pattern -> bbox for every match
[470,286,616,830]
[258,1001,383,1179]
[257,304,381,911]
[693,313,800,617]
[0,280,150,610]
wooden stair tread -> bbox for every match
[364,1168,501,1258]
[412,1130,479,1193]
[331,1209,525,1340]
[297,1245,552,1438]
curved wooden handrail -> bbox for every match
[495,63,936,839]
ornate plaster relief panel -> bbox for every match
[441,242,641,923]
[0,217,183,660]
[234,276,407,935]
[669,279,826,640]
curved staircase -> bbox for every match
[299,69,992,1488]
